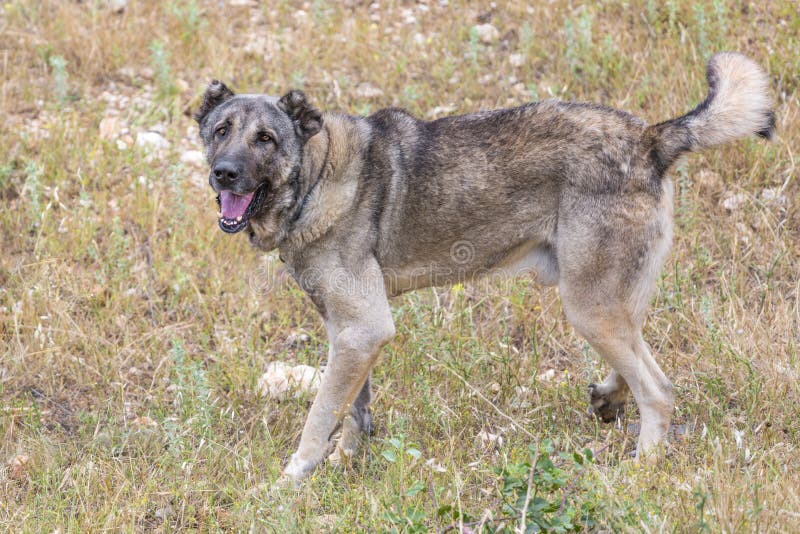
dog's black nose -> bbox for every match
[212,161,239,184]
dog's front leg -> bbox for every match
[283,286,394,481]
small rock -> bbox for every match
[427,104,456,117]
[107,0,126,13]
[180,150,205,167]
[721,192,748,211]
[477,430,504,448]
[7,454,31,481]
[135,131,169,152]
[509,53,525,67]
[257,361,321,401]
[117,67,136,81]
[354,82,384,99]
[512,82,528,96]
[473,23,499,44]
[760,187,788,208]
[316,514,340,529]
[537,369,556,382]
[175,78,190,93]
[285,332,311,348]
[154,505,173,521]
[139,67,154,81]
[131,416,158,429]
[98,116,120,141]
[425,457,447,473]
[244,36,267,57]
[697,169,723,193]
[734,222,752,246]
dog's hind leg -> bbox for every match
[562,296,674,457]
[351,375,374,434]
[329,376,373,465]
[557,189,674,457]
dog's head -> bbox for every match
[194,81,322,239]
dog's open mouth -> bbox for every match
[216,186,267,233]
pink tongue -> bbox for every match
[219,191,255,219]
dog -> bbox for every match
[194,52,774,482]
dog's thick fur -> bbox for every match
[195,53,774,481]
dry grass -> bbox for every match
[1,0,798,531]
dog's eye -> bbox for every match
[215,126,227,138]
[259,133,271,143]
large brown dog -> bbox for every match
[195,53,774,482]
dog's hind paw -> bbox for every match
[588,383,626,423]
[328,414,362,467]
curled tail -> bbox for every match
[644,52,775,174]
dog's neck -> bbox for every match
[280,113,366,252]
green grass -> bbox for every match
[1,0,799,531]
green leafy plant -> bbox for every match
[168,0,207,42]
[492,440,598,533]
[47,54,70,103]
[149,40,176,98]
[380,435,429,532]
[170,339,214,438]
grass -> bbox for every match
[1,0,799,531]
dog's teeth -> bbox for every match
[236,216,242,222]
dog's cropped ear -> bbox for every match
[277,90,323,141]
[194,80,235,126]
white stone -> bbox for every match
[98,116,119,141]
[257,361,321,401]
[473,23,499,44]
[135,131,169,151]
[354,82,384,99]
[477,430,504,448]
[761,187,788,208]
[537,369,557,382]
[107,0,126,13]
[180,150,205,167]
[721,192,748,211]
[509,53,525,67]
[427,104,456,118]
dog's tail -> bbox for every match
[643,52,774,175]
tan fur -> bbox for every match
[687,53,774,148]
